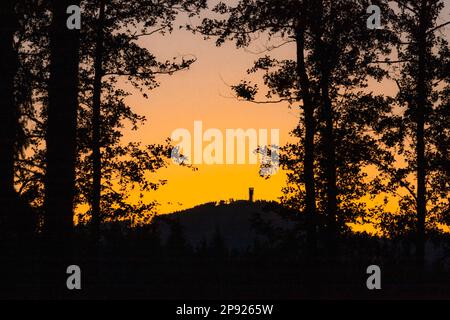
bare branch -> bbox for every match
[132,27,165,38]
[370,60,413,64]
[237,98,292,104]
[244,39,296,54]
[391,0,419,15]
[428,21,450,34]
[219,92,292,105]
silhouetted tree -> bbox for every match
[44,0,81,241]
[12,0,51,224]
[374,0,449,266]
[198,0,394,254]
[210,225,228,260]
[77,0,206,240]
[196,0,319,255]
[166,219,190,258]
[0,5,38,298]
[196,236,208,258]
[90,0,106,242]
[11,0,202,233]
[0,1,53,240]
[34,0,82,298]
[0,1,20,236]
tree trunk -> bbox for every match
[0,0,19,231]
[295,22,317,255]
[91,0,106,243]
[415,0,428,269]
[43,0,81,296]
[321,73,337,253]
[314,0,338,254]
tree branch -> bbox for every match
[428,21,450,34]
[391,0,419,15]
[370,59,413,64]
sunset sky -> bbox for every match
[119,14,297,214]
[116,3,449,216]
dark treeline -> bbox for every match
[0,0,449,299]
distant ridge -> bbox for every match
[154,200,296,251]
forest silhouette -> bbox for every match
[0,0,449,299]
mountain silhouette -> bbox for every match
[154,200,296,251]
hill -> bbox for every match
[154,200,296,251]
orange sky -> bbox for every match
[119,22,299,214]
[116,4,449,216]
